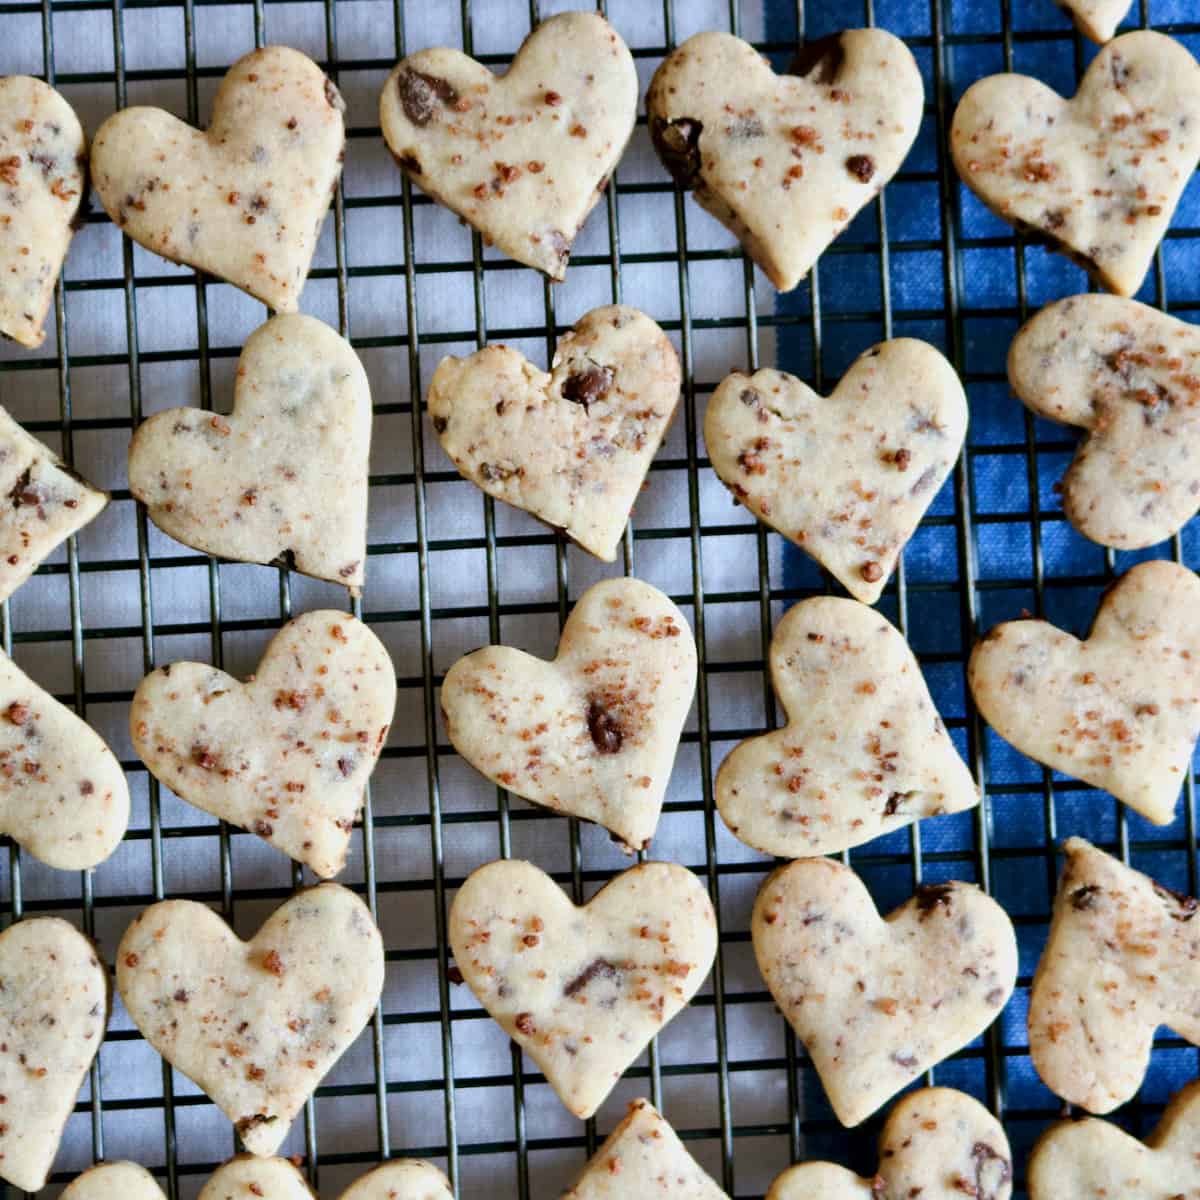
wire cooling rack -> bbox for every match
[2,0,1200,1197]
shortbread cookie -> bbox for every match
[561,1098,727,1199]
[951,31,1200,297]
[646,31,923,292]
[116,882,384,1155]
[767,1088,1012,1200]
[753,859,1016,1127]
[127,314,370,590]
[199,1157,313,1200]
[0,918,108,1191]
[1054,0,1131,42]
[0,77,87,348]
[91,47,344,311]
[705,341,967,604]
[440,577,696,851]
[380,12,636,279]
[428,305,680,561]
[62,1162,167,1200]
[131,611,394,878]
[716,597,976,857]
[0,406,108,604]
[449,859,716,1119]
[1027,1079,1200,1198]
[968,559,1200,825]
[1,646,129,869]
[340,1161,452,1200]
[1008,295,1200,549]
[1029,837,1200,1113]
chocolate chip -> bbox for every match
[1069,883,1101,911]
[446,965,464,985]
[396,152,422,175]
[651,116,703,189]
[432,415,448,434]
[585,699,624,755]
[861,561,883,583]
[398,68,459,127]
[563,957,621,997]
[562,364,614,409]
[514,1012,535,1035]
[324,77,345,111]
[845,154,875,183]
[1153,880,1198,921]
[915,882,954,916]
[971,1141,1012,1200]
[788,34,846,85]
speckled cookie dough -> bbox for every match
[380,12,636,280]
[1054,0,1132,42]
[766,1088,1013,1200]
[130,610,395,879]
[1008,295,1200,549]
[752,859,1017,1128]
[0,646,129,870]
[449,859,716,1119]
[968,559,1200,826]
[716,597,977,859]
[440,577,697,852]
[951,31,1200,297]
[0,77,86,348]
[127,314,371,591]
[198,1156,314,1200]
[0,918,108,1191]
[645,31,923,292]
[62,1162,168,1200]
[91,46,344,311]
[705,341,967,603]
[561,1098,728,1199]
[1029,837,1200,1114]
[1027,1079,1200,1199]
[340,1160,453,1200]
[428,305,681,561]
[116,882,384,1156]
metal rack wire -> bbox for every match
[1,0,1199,1197]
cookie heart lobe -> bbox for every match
[1008,294,1200,549]
[705,340,967,603]
[0,917,108,1191]
[128,313,371,590]
[752,859,1016,1127]
[428,305,681,560]
[1055,0,1132,43]
[62,1162,169,1200]
[130,610,395,878]
[91,46,344,311]
[968,559,1200,825]
[339,1160,453,1200]
[0,77,86,348]
[646,30,923,292]
[380,12,636,279]
[450,859,716,1119]
[116,883,384,1156]
[440,577,697,852]
[951,31,1200,297]
[716,596,977,858]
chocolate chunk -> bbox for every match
[1069,883,1101,910]
[915,882,955,916]
[788,34,846,85]
[585,699,624,755]
[651,116,703,189]
[562,364,615,409]
[1153,880,1198,921]
[398,68,459,128]
[323,77,345,112]
[846,154,875,183]
[563,957,621,997]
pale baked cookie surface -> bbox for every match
[339,1160,453,1200]
[198,1157,313,1200]
[646,31,923,291]
[428,305,680,561]
[440,577,696,852]
[380,12,636,279]
[449,859,716,1119]
[1054,0,1132,42]
[968,559,1200,825]
[951,31,1200,297]
[0,76,86,348]
[91,46,344,311]
[62,1162,167,1200]
[752,859,1016,1127]
[705,341,967,603]
[116,883,384,1156]
[715,596,977,858]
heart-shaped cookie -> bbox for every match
[752,859,1017,1127]
[127,314,371,590]
[716,597,977,858]
[428,305,680,561]
[380,12,636,279]
[116,883,384,1156]
[1,646,129,869]
[951,31,1200,297]
[1028,1079,1200,1199]
[1055,0,1131,43]
[645,30,923,292]
[131,610,394,879]
[91,46,344,311]
[1029,838,1200,1113]
[1008,295,1200,549]
[968,559,1200,825]
[0,406,108,605]
[0,77,86,348]
[0,917,108,1191]
[766,1088,1012,1200]
[562,1099,728,1199]
[449,859,716,1119]
[705,340,967,603]
[440,577,697,852]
